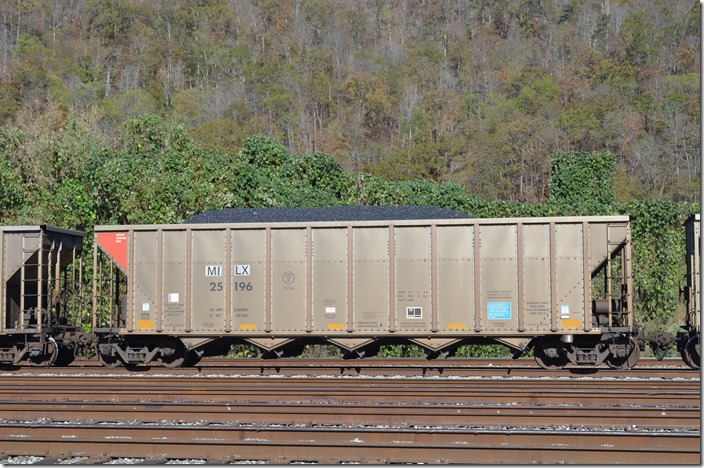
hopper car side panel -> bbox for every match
[93,215,635,368]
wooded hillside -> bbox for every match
[0,0,699,202]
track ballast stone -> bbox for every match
[185,206,473,224]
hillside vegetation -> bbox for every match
[0,0,699,202]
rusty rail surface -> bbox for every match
[0,400,699,430]
[0,423,699,464]
[0,374,699,406]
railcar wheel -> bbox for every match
[29,344,58,367]
[534,342,568,370]
[98,352,123,368]
[53,346,76,367]
[680,346,694,368]
[682,336,700,369]
[680,338,695,368]
[158,349,186,368]
[605,341,640,370]
[183,351,202,367]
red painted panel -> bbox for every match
[97,232,129,271]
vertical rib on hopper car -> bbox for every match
[93,213,638,369]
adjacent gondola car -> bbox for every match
[92,208,639,369]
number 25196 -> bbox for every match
[210,282,253,292]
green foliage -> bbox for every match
[619,11,657,67]
[379,344,426,358]
[0,125,25,159]
[190,118,244,153]
[101,114,245,224]
[620,200,694,324]
[228,135,349,208]
[0,83,20,124]
[555,107,601,143]
[238,135,294,172]
[301,345,342,359]
[120,114,194,159]
[515,75,561,116]
[454,345,510,358]
[295,152,348,197]
[87,0,144,47]
[549,151,616,213]
[37,178,97,230]
[12,34,53,91]
[226,345,259,358]
[0,158,25,221]
[661,74,700,119]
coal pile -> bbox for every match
[185,206,472,224]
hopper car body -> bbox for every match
[92,213,639,369]
[0,225,87,366]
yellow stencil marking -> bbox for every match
[561,319,581,329]
[137,319,154,329]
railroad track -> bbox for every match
[0,363,699,464]
[2,356,696,379]
[1,400,699,430]
[0,423,699,464]
[0,374,700,406]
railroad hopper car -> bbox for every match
[678,214,700,368]
[93,209,639,369]
[0,225,87,366]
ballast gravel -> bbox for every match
[185,205,473,224]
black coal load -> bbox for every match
[185,206,472,224]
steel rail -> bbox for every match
[0,377,698,393]
[0,422,699,464]
[0,400,698,431]
[0,376,699,407]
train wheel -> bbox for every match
[683,336,700,369]
[53,345,76,367]
[605,341,640,370]
[183,351,202,367]
[680,338,696,368]
[98,351,123,368]
[534,342,568,370]
[158,349,186,368]
[680,346,694,368]
[29,343,58,367]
